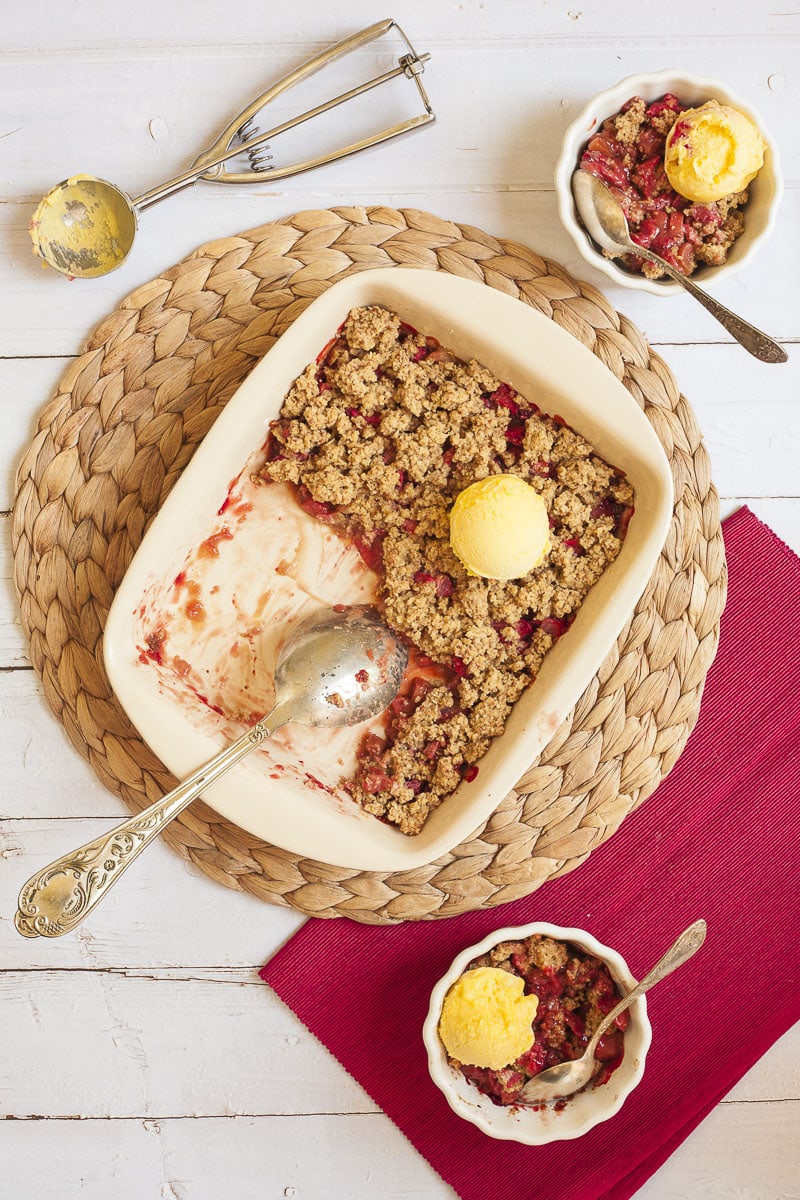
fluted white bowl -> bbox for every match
[423,922,652,1143]
[555,70,782,295]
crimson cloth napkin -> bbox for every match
[261,507,800,1200]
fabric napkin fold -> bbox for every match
[261,506,800,1200]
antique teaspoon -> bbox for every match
[15,605,408,938]
[518,918,707,1104]
[571,170,786,363]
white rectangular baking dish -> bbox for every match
[104,268,673,870]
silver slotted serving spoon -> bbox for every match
[518,918,708,1104]
[571,170,787,363]
[15,605,408,939]
[29,19,434,279]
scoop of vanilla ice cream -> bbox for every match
[438,967,539,1070]
[449,474,550,580]
[664,100,765,203]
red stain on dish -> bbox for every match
[216,496,253,522]
[305,772,338,796]
[174,578,207,624]
[185,599,206,623]
[141,626,167,665]
[198,527,234,558]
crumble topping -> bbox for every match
[261,306,634,834]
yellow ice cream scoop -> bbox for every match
[664,100,765,204]
[449,474,550,581]
[438,966,538,1069]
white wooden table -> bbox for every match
[2,4,799,1196]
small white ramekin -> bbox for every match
[422,922,652,1144]
[554,70,783,295]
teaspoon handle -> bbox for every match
[588,918,707,1052]
[14,709,284,939]
[638,249,787,363]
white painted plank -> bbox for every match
[0,1104,797,1200]
[0,967,796,1118]
[655,346,800,501]
[3,36,796,204]
[635,1100,800,1199]
[5,0,800,46]
[3,183,798,358]
[0,673,121,815]
[0,1113,454,1200]
[0,969,377,1118]
[0,818,304,970]
[0,357,69,515]
[726,1022,800,1103]
[0,523,29,666]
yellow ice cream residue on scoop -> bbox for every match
[664,100,765,204]
[29,175,136,278]
[438,966,538,1070]
[449,474,550,581]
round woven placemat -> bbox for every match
[13,206,726,924]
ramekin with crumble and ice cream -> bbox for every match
[423,921,652,1143]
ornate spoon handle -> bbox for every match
[638,247,787,363]
[587,918,708,1053]
[15,710,283,938]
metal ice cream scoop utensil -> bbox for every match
[571,171,786,364]
[518,918,708,1104]
[15,605,408,939]
[30,19,433,279]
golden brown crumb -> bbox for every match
[261,306,634,834]
[613,97,647,145]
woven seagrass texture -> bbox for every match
[12,206,726,924]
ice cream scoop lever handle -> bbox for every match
[14,707,287,938]
[587,919,708,1052]
[637,248,787,363]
